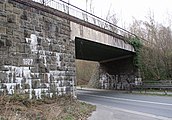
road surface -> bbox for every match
[77,89,172,120]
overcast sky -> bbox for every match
[63,0,172,28]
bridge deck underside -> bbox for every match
[75,38,135,62]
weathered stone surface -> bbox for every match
[6,38,12,46]
[20,10,27,20]
[35,26,41,32]
[7,23,18,29]
[0,58,4,65]
[0,72,6,81]
[12,57,19,66]
[0,16,6,22]
[6,28,13,35]
[0,0,75,99]
[0,39,5,47]
[0,66,8,71]
[0,3,4,11]
[0,26,6,34]
[5,3,13,12]
[38,63,49,73]
[24,44,31,53]
[7,14,16,23]
[49,64,57,71]
[4,58,12,65]
[13,7,22,14]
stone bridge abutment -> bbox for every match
[0,0,76,98]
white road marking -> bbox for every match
[78,93,172,106]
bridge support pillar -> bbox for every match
[98,56,138,90]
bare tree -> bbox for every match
[85,0,94,13]
[104,6,118,33]
[129,12,172,80]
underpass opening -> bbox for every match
[75,37,135,62]
[75,37,137,90]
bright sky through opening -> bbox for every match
[64,0,172,28]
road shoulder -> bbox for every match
[88,104,171,120]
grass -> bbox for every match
[131,90,172,97]
[0,94,96,120]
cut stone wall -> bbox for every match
[0,0,75,99]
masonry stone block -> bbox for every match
[0,3,4,11]
[0,72,6,82]
[51,44,60,52]
[24,44,31,53]
[6,38,12,46]
[7,23,18,29]
[42,40,49,47]
[31,67,37,73]
[7,14,16,23]
[0,39,5,47]
[5,3,13,12]
[4,58,12,65]
[0,58,4,66]
[0,26,6,34]
[47,32,54,39]
[0,16,6,23]
[21,53,29,58]
[12,57,19,66]
[37,37,42,45]
[31,73,38,79]
[6,28,13,35]
[13,7,22,14]
[11,50,18,56]
[17,43,25,53]
[23,84,30,89]
[20,10,27,20]
[24,29,30,38]
[49,64,57,71]
[20,37,26,43]
[38,63,49,73]
[35,26,41,32]
[0,66,8,71]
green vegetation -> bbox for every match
[132,90,172,97]
[129,37,143,68]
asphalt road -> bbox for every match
[77,89,172,119]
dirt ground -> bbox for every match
[0,95,96,120]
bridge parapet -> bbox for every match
[32,0,137,41]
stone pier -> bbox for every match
[0,0,76,98]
